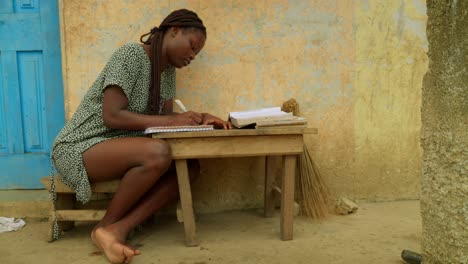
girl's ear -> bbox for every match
[171,26,180,36]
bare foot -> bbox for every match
[93,226,137,263]
[92,225,141,256]
[125,244,141,255]
[91,224,104,251]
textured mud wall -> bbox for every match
[59,0,427,212]
[421,0,468,263]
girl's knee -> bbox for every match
[143,140,172,171]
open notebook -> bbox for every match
[144,125,214,134]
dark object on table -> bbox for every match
[401,249,422,264]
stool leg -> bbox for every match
[281,155,296,240]
[56,193,76,233]
[175,159,198,246]
[47,199,55,242]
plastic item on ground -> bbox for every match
[0,217,26,233]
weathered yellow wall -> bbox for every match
[59,0,427,212]
[353,1,427,200]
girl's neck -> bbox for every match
[141,44,168,72]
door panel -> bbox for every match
[0,53,7,155]
[18,51,48,153]
[0,0,64,189]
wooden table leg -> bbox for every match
[175,159,199,246]
[264,155,281,217]
[281,155,296,240]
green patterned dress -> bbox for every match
[51,43,176,204]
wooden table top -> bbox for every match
[151,127,317,139]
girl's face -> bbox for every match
[166,27,206,69]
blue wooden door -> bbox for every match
[0,0,64,189]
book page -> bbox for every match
[229,107,295,128]
[229,107,282,119]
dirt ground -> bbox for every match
[0,200,420,264]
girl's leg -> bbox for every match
[82,137,172,263]
[82,137,199,264]
[112,158,200,232]
[92,164,199,264]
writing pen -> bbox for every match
[175,99,188,113]
[175,99,207,126]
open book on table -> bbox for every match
[229,107,307,128]
[144,125,214,134]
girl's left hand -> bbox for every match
[201,113,232,129]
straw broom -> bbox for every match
[282,99,332,219]
[296,144,331,219]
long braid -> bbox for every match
[140,9,206,114]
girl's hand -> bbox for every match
[201,113,232,129]
[168,111,203,126]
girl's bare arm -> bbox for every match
[102,85,202,130]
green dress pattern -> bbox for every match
[51,43,176,204]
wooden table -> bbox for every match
[151,127,314,246]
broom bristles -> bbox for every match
[296,144,331,219]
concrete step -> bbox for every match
[0,190,50,218]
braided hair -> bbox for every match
[140,9,206,114]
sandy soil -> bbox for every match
[0,200,420,264]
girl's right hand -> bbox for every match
[168,111,203,126]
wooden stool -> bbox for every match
[40,176,120,242]
[40,176,187,242]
